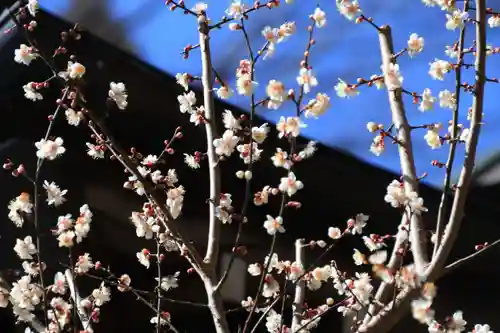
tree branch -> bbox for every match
[197,13,229,333]
[425,0,487,282]
[441,238,500,277]
[291,239,306,332]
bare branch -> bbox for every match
[434,0,470,255]
[291,239,306,332]
[426,0,487,282]
[441,238,500,277]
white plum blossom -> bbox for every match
[226,1,248,19]
[156,272,180,292]
[335,79,359,98]
[429,59,452,80]
[178,91,197,114]
[370,135,385,156]
[425,128,442,150]
[296,68,318,94]
[407,33,424,57]
[419,88,436,112]
[137,249,151,268]
[14,44,38,65]
[350,213,369,235]
[279,172,304,196]
[8,193,33,227]
[14,236,37,260]
[336,0,361,21]
[65,108,84,126]
[35,138,66,160]
[86,142,105,159]
[43,181,67,207]
[266,80,287,109]
[75,253,94,274]
[50,272,67,294]
[488,15,500,28]
[213,130,239,157]
[23,82,43,101]
[216,86,234,99]
[252,124,270,144]
[277,21,296,43]
[27,0,39,16]
[271,148,292,170]
[176,73,190,91]
[311,7,327,27]
[108,82,128,110]
[446,10,468,30]
[305,93,330,118]
[276,116,306,138]
[167,186,185,219]
[247,263,262,276]
[263,215,285,235]
[222,110,241,131]
[265,309,282,333]
[439,89,456,109]
[236,74,258,96]
[382,63,403,90]
[68,62,86,79]
[184,154,201,169]
[92,283,111,307]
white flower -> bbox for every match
[407,191,428,213]
[108,82,128,110]
[23,82,43,101]
[75,253,94,274]
[279,172,304,196]
[265,309,282,333]
[226,1,248,19]
[142,154,158,167]
[370,135,385,156]
[184,154,200,169]
[296,68,318,94]
[411,298,434,324]
[247,263,262,276]
[65,108,84,126]
[351,213,369,234]
[311,7,327,27]
[14,44,37,65]
[222,110,241,130]
[27,0,39,16]
[131,212,156,239]
[86,142,105,159]
[425,129,442,149]
[407,33,424,57]
[460,128,470,144]
[266,80,287,109]
[262,275,279,297]
[337,0,361,21]
[448,311,467,332]
[43,181,67,207]
[299,141,317,159]
[277,21,296,43]
[236,74,258,96]
[178,91,197,113]
[445,45,459,58]
[14,236,37,260]
[50,272,67,294]
[68,62,86,79]
[384,180,406,208]
[470,324,493,333]
[439,90,456,109]
[263,215,285,235]
[328,227,342,239]
[213,130,239,157]
[382,63,403,90]
[252,124,270,144]
[35,138,66,160]
[167,186,185,219]
[429,59,452,80]
[192,2,208,13]
[137,249,151,268]
[176,73,190,91]
[271,148,292,170]
[352,249,366,265]
[305,93,330,118]
[446,10,468,30]
[488,15,500,28]
[8,193,33,227]
[335,79,359,98]
[156,272,180,292]
[216,86,234,99]
[276,116,306,138]
[57,230,75,247]
[419,88,436,112]
[92,283,111,306]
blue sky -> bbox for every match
[42,0,500,188]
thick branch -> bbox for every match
[292,239,306,331]
[425,0,486,281]
[198,14,229,333]
[378,25,428,274]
